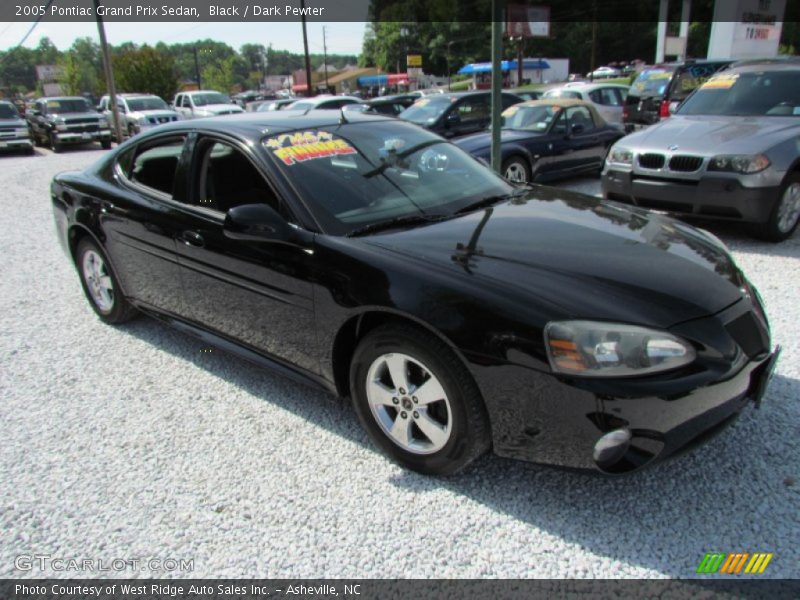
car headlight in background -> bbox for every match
[708,154,770,174]
[544,320,696,377]
[608,147,633,165]
[54,119,67,132]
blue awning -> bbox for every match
[458,59,550,74]
[357,75,388,86]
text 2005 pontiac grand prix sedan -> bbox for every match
[51,111,780,475]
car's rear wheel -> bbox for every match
[502,156,531,183]
[350,323,491,475]
[75,238,138,324]
[753,173,800,242]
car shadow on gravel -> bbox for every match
[118,316,799,578]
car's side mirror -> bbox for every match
[446,111,460,127]
[570,123,585,136]
[223,204,294,243]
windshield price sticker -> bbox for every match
[502,106,519,116]
[702,74,739,90]
[265,131,357,166]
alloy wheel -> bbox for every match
[776,182,800,234]
[504,162,528,183]
[82,250,114,313]
[365,352,451,455]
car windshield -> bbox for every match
[629,68,675,97]
[46,98,90,113]
[288,101,313,110]
[399,97,453,124]
[501,104,562,131]
[191,92,230,106]
[262,121,514,236]
[543,89,581,100]
[669,64,726,101]
[678,71,800,117]
[126,97,168,111]
[0,103,19,119]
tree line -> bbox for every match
[0,38,358,100]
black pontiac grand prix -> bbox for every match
[51,111,780,475]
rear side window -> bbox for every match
[589,88,623,106]
[668,63,729,101]
[119,136,187,197]
[630,68,676,98]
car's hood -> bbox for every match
[49,111,103,121]
[0,118,26,127]
[194,103,243,114]
[627,115,800,154]
[363,187,744,328]
[130,109,178,120]
[456,129,544,153]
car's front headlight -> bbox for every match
[608,147,633,166]
[544,320,696,377]
[708,154,770,174]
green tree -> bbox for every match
[201,55,237,93]
[113,46,178,100]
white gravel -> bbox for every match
[0,149,798,579]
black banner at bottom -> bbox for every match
[1,579,799,600]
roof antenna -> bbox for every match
[339,106,349,124]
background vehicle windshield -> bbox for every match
[0,103,19,119]
[502,104,561,131]
[543,89,581,100]
[629,68,676,97]
[678,71,800,117]
[287,101,313,110]
[263,121,514,235]
[45,98,90,113]
[192,92,230,106]
[399,97,453,124]
[127,97,168,111]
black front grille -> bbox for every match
[65,118,98,125]
[66,123,100,133]
[638,153,665,169]
[669,155,703,172]
[726,312,770,359]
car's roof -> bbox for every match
[726,60,800,73]
[367,94,416,104]
[149,109,396,137]
[291,95,361,105]
[39,96,87,101]
[513,98,607,125]
[183,90,226,95]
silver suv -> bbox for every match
[99,94,181,139]
[602,61,800,242]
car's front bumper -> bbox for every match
[602,169,779,223]
[475,347,777,474]
[55,130,111,144]
[0,137,33,150]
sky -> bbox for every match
[0,21,367,55]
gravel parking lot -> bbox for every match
[1,146,798,579]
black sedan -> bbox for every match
[456,99,624,183]
[51,111,779,475]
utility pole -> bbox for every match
[193,46,202,88]
[93,0,122,143]
[590,0,598,81]
[322,26,329,92]
[516,38,524,87]
[301,0,313,97]
[490,0,502,174]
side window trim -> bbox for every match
[115,133,191,203]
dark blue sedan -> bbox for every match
[455,99,624,183]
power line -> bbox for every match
[9,0,56,51]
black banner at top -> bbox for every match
[3,0,798,22]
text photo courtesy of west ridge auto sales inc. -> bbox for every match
[0,0,798,597]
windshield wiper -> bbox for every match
[362,139,444,179]
[346,213,447,237]
[454,188,528,215]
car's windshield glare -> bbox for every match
[399,98,452,124]
[192,92,230,106]
[502,104,561,131]
[0,103,19,119]
[46,99,91,113]
[678,71,800,117]
[127,97,168,111]
[262,122,514,235]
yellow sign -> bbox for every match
[701,73,739,90]
[406,54,422,68]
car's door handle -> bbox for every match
[180,231,204,247]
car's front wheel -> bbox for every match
[753,173,800,242]
[502,156,531,183]
[75,238,138,324]
[350,323,491,475]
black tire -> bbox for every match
[49,132,62,153]
[101,139,112,150]
[502,156,531,184]
[25,145,35,156]
[75,238,138,324]
[751,173,800,242]
[350,322,491,475]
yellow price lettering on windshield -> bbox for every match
[702,74,739,90]
[272,139,356,166]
